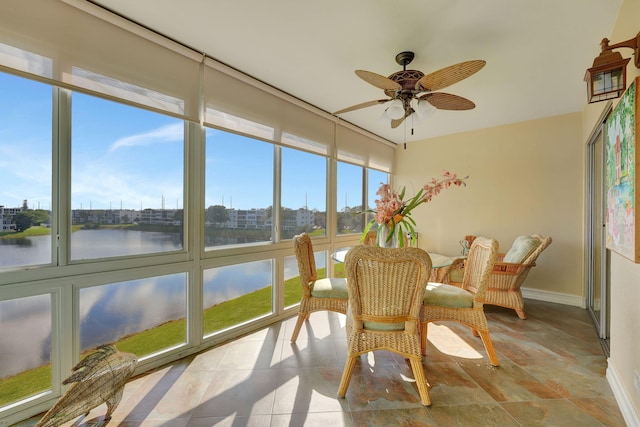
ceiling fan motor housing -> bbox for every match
[384,70,426,97]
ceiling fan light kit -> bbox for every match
[386,98,406,120]
[414,99,435,121]
[334,51,485,132]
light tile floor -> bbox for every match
[19,299,626,426]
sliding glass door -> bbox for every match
[586,105,612,355]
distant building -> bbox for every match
[295,208,314,228]
[72,209,144,225]
[0,205,23,231]
[214,207,313,230]
[231,208,269,230]
[139,208,182,226]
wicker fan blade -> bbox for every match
[417,60,486,92]
[355,70,402,91]
[334,99,391,115]
[390,108,414,129]
[419,92,476,110]
[390,116,405,129]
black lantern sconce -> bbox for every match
[584,32,640,103]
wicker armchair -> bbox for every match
[420,236,500,366]
[485,234,552,319]
[338,245,433,406]
[290,233,349,343]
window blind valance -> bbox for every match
[204,59,394,170]
[336,124,395,172]
[203,59,334,155]
[0,0,201,121]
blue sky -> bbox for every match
[1,72,380,213]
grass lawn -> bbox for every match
[0,226,51,238]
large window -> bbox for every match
[71,93,184,260]
[0,73,52,269]
[0,11,394,420]
[204,128,274,248]
[0,71,393,423]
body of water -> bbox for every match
[0,229,309,378]
[0,229,183,268]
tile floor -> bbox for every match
[19,299,626,426]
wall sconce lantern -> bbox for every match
[584,32,640,103]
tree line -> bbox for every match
[10,209,50,232]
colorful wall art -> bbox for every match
[605,76,640,262]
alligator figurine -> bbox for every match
[35,345,138,427]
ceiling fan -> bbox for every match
[334,51,486,129]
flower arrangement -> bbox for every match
[362,170,468,247]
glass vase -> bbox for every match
[377,225,400,248]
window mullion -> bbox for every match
[55,87,72,267]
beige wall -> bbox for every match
[583,0,640,420]
[397,0,640,420]
[395,112,584,298]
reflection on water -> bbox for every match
[80,273,186,350]
[0,237,33,246]
[0,228,183,268]
[204,260,272,309]
[0,230,326,379]
[0,295,51,379]
[0,235,50,267]
[71,229,183,260]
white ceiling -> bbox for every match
[92,0,622,145]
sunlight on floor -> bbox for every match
[427,323,484,360]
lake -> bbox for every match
[0,229,310,378]
[0,228,183,267]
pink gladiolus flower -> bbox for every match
[361,170,468,246]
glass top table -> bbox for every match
[331,248,458,269]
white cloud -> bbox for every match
[109,123,183,152]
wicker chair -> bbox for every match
[420,236,500,366]
[290,233,349,343]
[338,245,433,406]
[362,229,377,245]
[485,234,552,319]
[430,256,466,284]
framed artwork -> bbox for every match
[605,76,640,262]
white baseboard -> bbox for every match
[607,360,640,427]
[522,287,585,308]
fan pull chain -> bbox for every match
[404,117,407,149]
